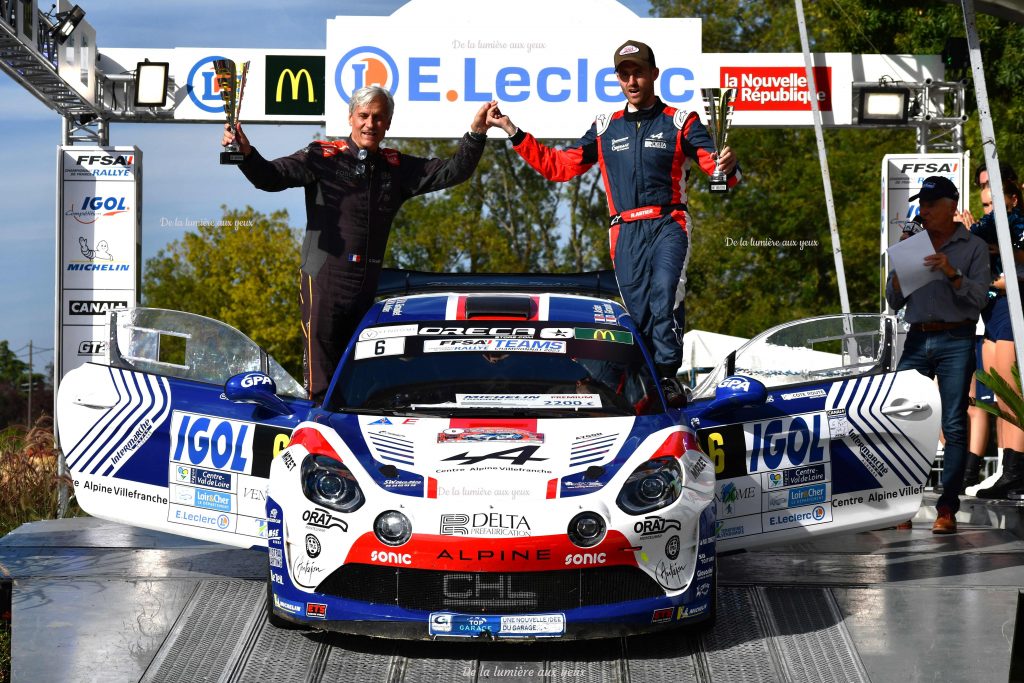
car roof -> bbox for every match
[366,292,629,328]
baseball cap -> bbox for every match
[613,40,656,70]
[909,176,959,202]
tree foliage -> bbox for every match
[640,0,1024,336]
[142,207,304,378]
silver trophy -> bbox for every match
[701,87,736,194]
[214,58,250,165]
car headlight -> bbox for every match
[616,456,683,515]
[301,454,364,513]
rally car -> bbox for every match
[57,270,940,640]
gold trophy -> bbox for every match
[214,58,250,165]
[701,87,736,194]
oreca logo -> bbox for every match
[186,55,232,113]
[335,46,399,100]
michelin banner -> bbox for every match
[58,147,141,379]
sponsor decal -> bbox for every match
[438,427,544,444]
[302,508,349,532]
[655,560,688,590]
[611,136,629,152]
[68,154,135,178]
[677,604,708,620]
[717,481,757,517]
[273,594,303,615]
[431,613,453,633]
[265,55,325,116]
[442,445,546,467]
[718,377,750,392]
[305,534,322,558]
[564,552,606,566]
[765,503,832,529]
[452,394,599,409]
[573,328,633,344]
[292,558,326,587]
[68,300,128,316]
[170,412,253,474]
[689,457,708,480]
[194,489,232,513]
[652,607,674,623]
[238,373,272,389]
[306,602,328,619]
[111,419,153,466]
[281,452,296,471]
[358,323,419,341]
[187,466,232,491]
[268,547,283,568]
[780,389,827,400]
[80,480,168,504]
[695,582,711,597]
[441,575,539,610]
[371,549,412,565]
[77,340,107,356]
[539,327,573,339]
[748,413,828,474]
[168,504,235,532]
[436,548,550,562]
[419,326,534,337]
[270,571,284,585]
[721,66,833,111]
[370,418,392,425]
[66,198,130,225]
[634,516,682,538]
[665,535,680,560]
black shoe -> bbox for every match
[977,449,1024,499]
[963,454,984,488]
[661,378,687,408]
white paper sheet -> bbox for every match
[887,230,944,297]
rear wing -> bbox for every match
[375,269,620,300]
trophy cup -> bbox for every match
[701,87,736,194]
[214,59,249,165]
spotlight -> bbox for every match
[134,61,170,107]
[51,4,85,44]
[857,86,910,125]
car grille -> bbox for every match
[315,564,664,613]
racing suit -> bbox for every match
[510,98,740,375]
[239,134,486,400]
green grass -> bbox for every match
[0,419,84,683]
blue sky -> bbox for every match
[1,0,652,376]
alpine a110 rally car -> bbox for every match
[57,270,941,640]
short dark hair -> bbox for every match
[974,160,1018,187]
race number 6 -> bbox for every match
[707,432,726,474]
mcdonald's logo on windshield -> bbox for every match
[265,55,325,116]
[574,328,634,344]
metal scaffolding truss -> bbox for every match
[852,79,968,153]
[0,0,108,143]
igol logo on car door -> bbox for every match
[169,411,290,478]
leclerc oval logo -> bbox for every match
[187,55,231,113]
[335,46,399,101]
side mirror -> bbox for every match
[701,375,767,418]
[225,372,293,416]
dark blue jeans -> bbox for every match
[897,329,975,513]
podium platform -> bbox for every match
[3,492,1023,682]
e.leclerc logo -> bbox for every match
[187,55,231,113]
[333,45,696,105]
[335,46,400,100]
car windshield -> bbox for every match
[328,323,661,417]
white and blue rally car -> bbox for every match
[57,270,940,640]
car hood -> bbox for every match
[326,413,677,501]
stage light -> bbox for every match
[51,5,85,44]
[134,61,170,107]
[857,86,910,125]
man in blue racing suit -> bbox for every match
[224,87,492,402]
[486,40,740,405]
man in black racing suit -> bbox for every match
[224,87,493,402]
